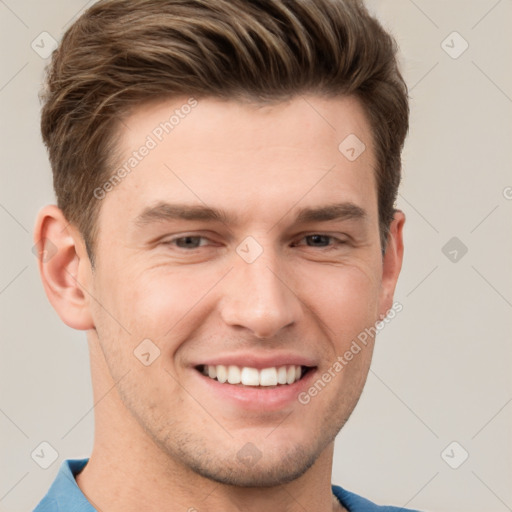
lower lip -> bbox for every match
[193,368,317,411]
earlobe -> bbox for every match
[33,205,95,331]
[379,210,405,317]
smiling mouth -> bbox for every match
[195,364,314,387]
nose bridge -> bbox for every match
[220,241,300,339]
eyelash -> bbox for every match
[162,234,348,250]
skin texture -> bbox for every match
[34,94,405,512]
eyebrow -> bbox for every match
[134,203,229,226]
[295,203,367,224]
[133,201,367,227]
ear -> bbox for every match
[378,210,405,318]
[33,204,95,330]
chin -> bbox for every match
[183,443,319,488]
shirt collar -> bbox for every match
[35,458,371,512]
[33,458,96,512]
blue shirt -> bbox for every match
[33,458,421,512]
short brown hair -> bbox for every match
[40,0,408,265]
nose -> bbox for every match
[219,249,301,339]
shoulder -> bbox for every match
[33,458,94,512]
[332,484,423,512]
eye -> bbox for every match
[163,235,209,249]
[294,234,347,248]
[305,234,332,247]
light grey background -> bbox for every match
[1,1,511,511]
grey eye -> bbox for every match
[305,234,331,247]
[174,236,204,248]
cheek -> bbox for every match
[298,261,381,343]
[123,273,189,339]
[114,266,221,343]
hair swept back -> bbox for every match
[40,0,409,264]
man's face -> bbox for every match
[85,95,402,486]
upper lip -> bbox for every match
[192,352,317,370]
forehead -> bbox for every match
[101,94,378,229]
[119,94,373,159]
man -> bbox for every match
[33,0,416,510]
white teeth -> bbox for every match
[259,367,277,386]
[216,365,227,383]
[202,364,304,386]
[277,366,288,385]
[241,367,260,386]
[227,365,241,384]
